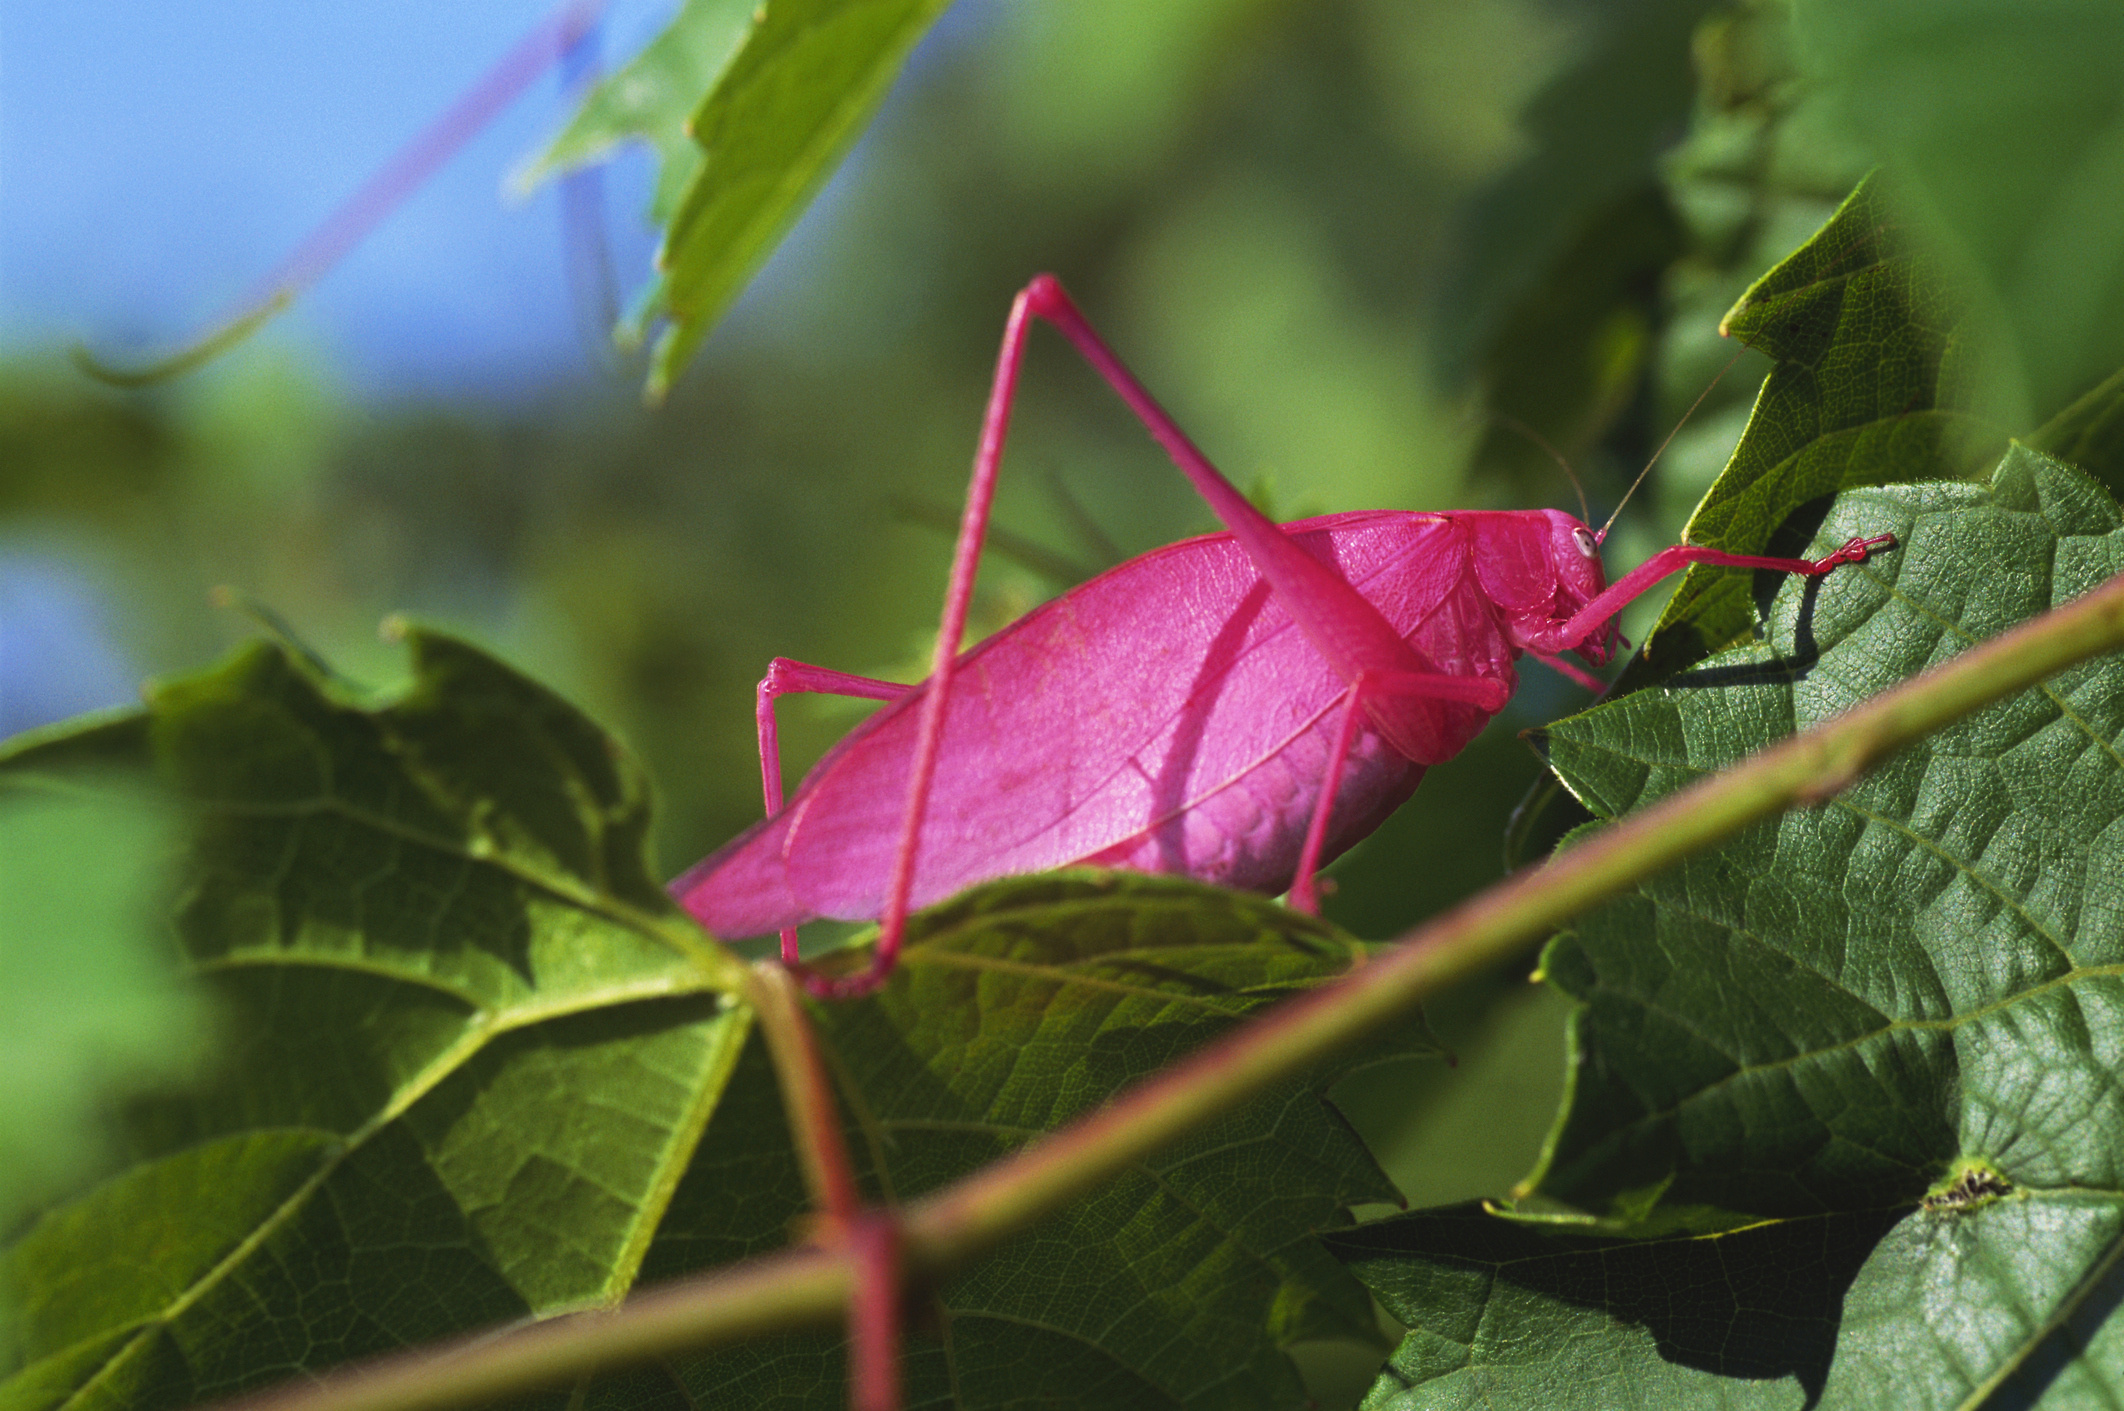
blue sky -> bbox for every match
[0,0,676,399]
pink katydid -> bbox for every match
[672,275,1891,999]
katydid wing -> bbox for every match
[671,276,1890,998]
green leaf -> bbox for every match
[645,874,1442,1410]
[1632,174,2002,685]
[0,774,200,1246]
[647,0,953,399]
[1335,444,2124,1404]
[1537,444,2122,1220]
[2034,362,2124,504]
[1329,1190,2124,1409]
[1795,0,2124,427]
[0,631,750,1411]
[1507,175,2001,869]
[522,0,759,229]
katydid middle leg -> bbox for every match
[754,659,907,969]
[1286,669,1513,913]
[1535,535,1897,658]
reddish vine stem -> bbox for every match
[745,964,903,1411]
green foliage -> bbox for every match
[1508,173,2000,863]
[2035,365,2124,497]
[524,0,757,230]
[1441,0,1707,506]
[0,630,751,1409]
[0,777,196,1241]
[1795,0,2124,427]
[535,0,956,399]
[1335,446,2124,1403]
[0,631,1428,1409]
[1636,175,2002,682]
[663,875,1438,1409]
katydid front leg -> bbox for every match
[1532,533,1897,660]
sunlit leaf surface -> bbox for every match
[0,631,751,1410]
[647,0,953,398]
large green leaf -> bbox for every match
[637,874,1440,1411]
[1333,445,2124,1405]
[0,631,752,1411]
[1,631,1436,1411]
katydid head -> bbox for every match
[1480,507,1620,665]
[1546,510,1621,665]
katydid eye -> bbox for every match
[1572,526,1598,559]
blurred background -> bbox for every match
[1,0,1880,1394]
[3,0,1872,887]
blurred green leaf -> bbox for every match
[0,775,197,1240]
[0,630,750,1410]
[648,0,954,399]
[523,0,759,228]
[1463,188,1685,506]
[653,873,1442,1410]
[1334,445,2124,1404]
[1436,0,1716,385]
[2033,363,2124,502]
[1795,0,2124,428]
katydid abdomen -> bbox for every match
[677,508,1540,936]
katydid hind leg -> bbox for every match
[824,285,1048,999]
[753,659,907,968]
[828,277,1495,999]
[1023,279,1449,757]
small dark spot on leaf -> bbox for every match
[1922,1165,2013,1214]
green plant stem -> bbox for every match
[205,567,2124,1411]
